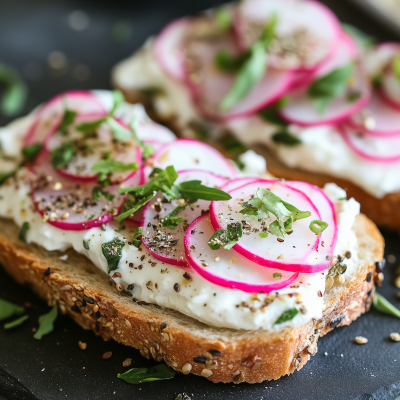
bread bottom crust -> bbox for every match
[0,213,383,383]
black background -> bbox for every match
[1,1,400,399]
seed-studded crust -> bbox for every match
[0,215,383,383]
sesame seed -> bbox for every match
[78,341,87,350]
[201,368,213,377]
[122,358,132,367]
[182,363,192,374]
[102,351,112,360]
[390,333,400,342]
[354,336,368,344]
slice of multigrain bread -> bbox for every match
[0,215,383,383]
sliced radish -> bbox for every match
[140,170,228,266]
[210,179,334,273]
[185,213,299,293]
[291,33,357,90]
[219,177,259,192]
[135,119,176,144]
[24,91,106,146]
[153,18,189,82]
[30,151,124,230]
[280,63,370,126]
[149,139,236,179]
[234,0,341,71]
[345,91,400,137]
[45,113,142,183]
[184,31,293,121]
[339,124,400,163]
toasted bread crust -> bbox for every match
[0,215,383,383]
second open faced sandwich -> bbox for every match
[112,0,400,229]
[0,90,384,383]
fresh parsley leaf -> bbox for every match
[259,231,268,238]
[309,220,329,234]
[208,222,242,250]
[342,23,375,49]
[373,293,400,319]
[220,41,266,111]
[160,203,191,229]
[215,50,250,73]
[0,298,24,321]
[176,180,232,201]
[76,117,107,133]
[101,238,125,273]
[165,165,179,187]
[235,157,246,171]
[0,170,15,186]
[91,160,138,175]
[273,273,282,278]
[215,7,232,31]
[83,240,90,250]
[114,194,156,224]
[347,92,361,103]
[110,90,125,114]
[274,308,299,325]
[50,141,75,169]
[22,143,42,164]
[258,97,289,126]
[87,214,95,221]
[91,186,115,202]
[34,305,58,340]
[107,117,132,142]
[0,62,28,116]
[58,97,77,135]
[259,13,278,48]
[142,143,155,159]
[19,221,30,242]
[268,219,286,237]
[4,314,29,329]
[308,63,354,113]
[221,137,247,154]
[271,131,302,146]
[117,363,176,384]
[132,226,143,248]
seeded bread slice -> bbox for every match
[0,214,383,383]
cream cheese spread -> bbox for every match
[0,91,360,331]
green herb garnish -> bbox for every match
[347,92,361,103]
[393,55,400,85]
[34,305,58,340]
[76,117,107,134]
[160,203,192,229]
[91,160,138,175]
[271,131,302,146]
[22,143,42,164]
[309,220,329,234]
[91,186,115,202]
[0,298,24,321]
[373,293,400,318]
[221,137,247,154]
[4,314,29,330]
[83,240,90,250]
[258,97,289,126]
[117,363,176,384]
[176,180,231,202]
[50,141,76,169]
[131,226,143,248]
[58,96,77,135]
[101,238,125,273]
[19,221,30,242]
[259,231,268,238]
[0,170,15,186]
[208,222,242,250]
[273,273,282,278]
[215,51,250,73]
[142,143,155,159]
[274,308,299,325]
[215,7,232,31]
[308,63,354,113]
[0,62,28,116]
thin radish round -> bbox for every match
[210,179,334,273]
[135,119,176,144]
[24,91,106,146]
[185,213,299,293]
[30,151,125,230]
[184,30,293,121]
[234,0,341,71]
[339,124,400,163]
[219,177,259,192]
[153,17,189,82]
[140,170,228,266]
[345,91,400,137]
[150,139,236,179]
[280,63,370,126]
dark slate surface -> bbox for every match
[1,1,400,399]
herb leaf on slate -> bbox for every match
[0,298,24,321]
[50,141,76,169]
[4,314,29,329]
[19,221,30,242]
[101,238,125,273]
[22,143,42,164]
[117,363,176,384]
[34,305,58,340]
[308,63,354,113]
[208,222,243,250]
[274,308,299,325]
[373,293,400,318]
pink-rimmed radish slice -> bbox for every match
[345,91,400,137]
[45,113,142,183]
[210,179,334,273]
[149,139,237,179]
[291,33,357,90]
[30,151,125,230]
[185,213,299,293]
[121,167,146,224]
[24,91,106,146]
[135,119,176,144]
[140,169,228,266]
[280,63,370,126]
[184,31,293,121]
[339,124,400,163]
[153,18,189,82]
[234,0,341,71]
[219,177,259,192]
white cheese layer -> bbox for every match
[0,92,360,331]
[112,41,400,199]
